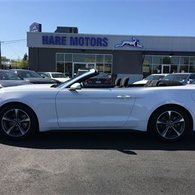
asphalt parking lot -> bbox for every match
[0,132,195,195]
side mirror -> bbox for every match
[69,83,82,91]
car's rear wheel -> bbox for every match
[0,104,38,140]
[149,106,191,142]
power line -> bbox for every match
[0,41,2,68]
[0,39,27,65]
[1,39,26,44]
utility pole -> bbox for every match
[0,41,1,69]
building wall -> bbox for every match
[29,48,143,75]
[29,48,55,71]
[113,50,143,74]
[28,32,195,82]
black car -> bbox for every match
[0,70,31,88]
[9,69,59,84]
[162,73,195,85]
[83,72,114,88]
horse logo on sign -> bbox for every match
[115,37,143,48]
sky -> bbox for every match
[0,0,195,60]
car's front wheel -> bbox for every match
[0,104,38,140]
[149,106,191,142]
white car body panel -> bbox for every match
[45,72,70,82]
[0,70,195,134]
[133,74,168,85]
[56,88,135,128]
[54,77,70,82]
[133,79,148,85]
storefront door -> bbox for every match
[161,64,171,73]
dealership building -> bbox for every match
[27,25,195,82]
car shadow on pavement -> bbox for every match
[0,131,195,154]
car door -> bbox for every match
[56,88,135,128]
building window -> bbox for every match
[153,56,162,65]
[190,57,195,66]
[56,53,65,61]
[143,55,195,77]
[96,55,104,63]
[163,56,171,64]
[171,57,179,65]
[65,63,72,77]
[180,57,189,65]
[56,62,64,72]
[65,54,72,62]
[56,53,113,77]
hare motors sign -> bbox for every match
[42,35,108,47]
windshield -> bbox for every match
[17,70,42,78]
[0,71,22,80]
[146,74,165,80]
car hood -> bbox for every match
[0,80,31,87]
[0,83,54,92]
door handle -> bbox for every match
[117,95,123,98]
[124,95,131,98]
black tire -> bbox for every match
[120,77,129,87]
[115,78,121,87]
[0,104,38,140]
[149,106,191,142]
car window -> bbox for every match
[0,72,22,80]
[189,74,195,80]
[163,74,188,82]
[17,71,42,78]
[145,75,165,80]
[51,73,66,78]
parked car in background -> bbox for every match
[37,72,49,78]
[9,69,59,84]
[0,70,31,88]
[162,73,195,84]
[83,72,114,88]
[39,72,70,83]
[133,73,167,86]
[76,69,89,76]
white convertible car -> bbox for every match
[0,69,195,142]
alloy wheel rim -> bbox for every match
[156,110,185,140]
[1,108,31,137]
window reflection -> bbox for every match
[179,65,189,73]
[163,56,171,64]
[56,53,64,61]
[143,55,195,76]
[180,57,189,65]
[56,62,64,72]
[190,57,195,66]
[56,53,113,77]
[153,56,162,64]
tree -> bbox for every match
[16,60,28,69]
[23,53,28,61]
[15,53,29,69]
